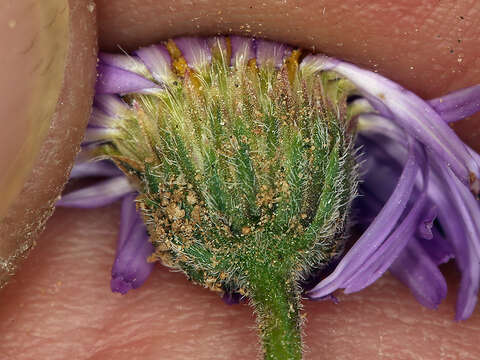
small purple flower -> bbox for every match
[57,36,480,322]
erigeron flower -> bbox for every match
[57,36,480,358]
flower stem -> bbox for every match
[248,264,303,360]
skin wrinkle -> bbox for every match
[1,1,480,359]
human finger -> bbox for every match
[0,0,97,288]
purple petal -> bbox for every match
[427,162,480,320]
[417,206,437,240]
[88,95,130,130]
[230,36,255,66]
[89,107,114,129]
[69,160,123,179]
[254,39,292,68]
[308,142,419,298]
[334,143,433,294]
[358,112,480,319]
[390,238,447,309]
[420,229,454,266]
[301,55,479,187]
[111,197,154,294]
[174,37,211,71]
[429,85,480,123]
[440,165,480,260]
[344,190,429,293]
[456,261,480,321]
[96,64,161,95]
[344,144,431,293]
[99,53,150,77]
[93,94,129,117]
[357,111,478,318]
[357,135,406,203]
[435,167,480,317]
[135,44,175,84]
[436,200,480,321]
[57,176,134,208]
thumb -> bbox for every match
[0,0,69,219]
[0,0,97,287]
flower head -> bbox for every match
[58,36,480,350]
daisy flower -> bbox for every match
[57,36,480,358]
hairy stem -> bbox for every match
[249,264,303,360]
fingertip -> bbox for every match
[0,0,70,219]
[0,0,97,288]
[451,113,480,152]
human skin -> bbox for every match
[1,0,480,359]
[0,0,97,287]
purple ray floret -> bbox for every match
[68,160,123,179]
[57,171,133,208]
[135,44,174,84]
[111,194,155,294]
[389,238,448,309]
[96,64,161,95]
[429,84,480,123]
